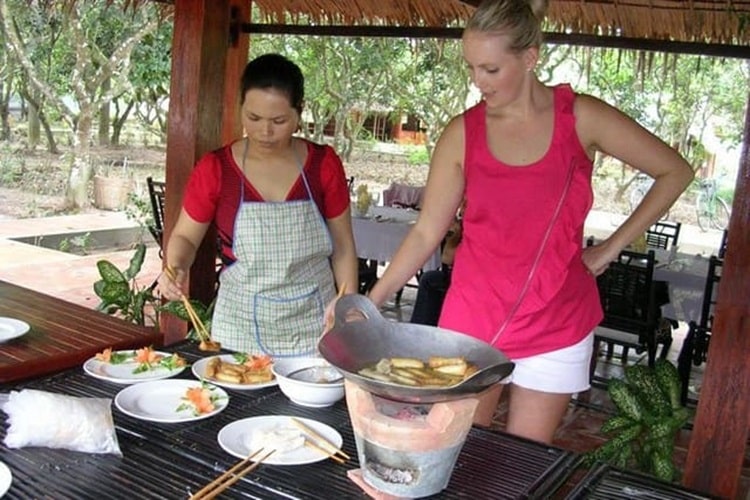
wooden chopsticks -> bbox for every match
[291,417,350,463]
[190,448,275,500]
[164,266,211,342]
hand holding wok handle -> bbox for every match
[322,283,347,334]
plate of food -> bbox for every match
[83,347,187,384]
[218,415,343,466]
[114,379,228,423]
[0,460,11,497]
[0,317,30,342]
[191,353,277,390]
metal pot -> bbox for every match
[318,294,514,403]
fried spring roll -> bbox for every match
[428,356,466,368]
[390,357,425,369]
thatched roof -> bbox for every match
[248,0,750,46]
[122,0,750,46]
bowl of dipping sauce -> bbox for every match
[271,357,345,408]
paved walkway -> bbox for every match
[0,211,162,307]
[0,208,724,309]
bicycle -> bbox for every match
[628,173,670,220]
[695,178,730,232]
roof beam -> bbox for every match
[242,23,750,59]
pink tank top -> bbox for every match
[439,84,603,359]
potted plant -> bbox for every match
[93,242,159,326]
[584,359,690,482]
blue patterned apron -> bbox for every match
[211,141,335,355]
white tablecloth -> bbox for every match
[653,249,710,323]
[352,206,441,271]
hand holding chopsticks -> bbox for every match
[190,448,275,500]
[164,266,220,351]
[291,417,350,463]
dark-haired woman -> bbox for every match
[158,53,357,356]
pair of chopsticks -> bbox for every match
[190,448,275,500]
[291,417,350,464]
[164,266,211,342]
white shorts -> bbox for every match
[502,332,594,394]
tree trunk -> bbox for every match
[98,78,111,146]
[39,112,59,155]
[111,99,135,146]
[27,101,41,149]
[65,110,94,209]
[0,82,9,141]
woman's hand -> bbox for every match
[582,241,620,277]
[155,267,187,301]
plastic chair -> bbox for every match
[590,249,661,386]
[645,220,681,250]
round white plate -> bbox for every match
[83,350,186,384]
[114,379,229,423]
[0,460,11,497]
[218,416,343,466]
[191,355,277,391]
[0,317,30,342]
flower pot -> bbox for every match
[93,175,132,211]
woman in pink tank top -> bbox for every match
[368,0,693,444]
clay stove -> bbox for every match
[346,380,478,498]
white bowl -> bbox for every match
[271,357,345,408]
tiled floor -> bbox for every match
[1,211,747,498]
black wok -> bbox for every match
[318,294,514,404]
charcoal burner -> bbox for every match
[346,381,478,498]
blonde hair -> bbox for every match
[465,0,548,52]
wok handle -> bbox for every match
[332,294,389,329]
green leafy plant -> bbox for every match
[59,232,93,255]
[585,359,690,482]
[159,297,214,342]
[93,242,159,326]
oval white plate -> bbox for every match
[83,350,186,384]
[191,355,277,391]
[0,460,11,497]
[115,379,228,423]
[0,317,30,342]
[218,415,343,466]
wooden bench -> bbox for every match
[0,280,162,383]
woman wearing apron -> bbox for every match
[158,54,357,356]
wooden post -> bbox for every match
[683,89,750,498]
[161,0,249,345]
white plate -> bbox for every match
[0,317,30,342]
[218,416,343,466]
[0,460,11,497]
[114,379,229,423]
[191,355,277,391]
[83,350,186,384]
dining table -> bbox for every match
[651,249,711,324]
[0,280,163,383]
[352,206,441,272]
[0,341,584,499]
